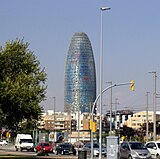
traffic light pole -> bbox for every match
[90,81,134,159]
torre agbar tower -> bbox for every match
[64,32,96,113]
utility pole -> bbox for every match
[110,82,113,132]
[146,92,149,142]
[35,120,38,145]
[106,81,112,132]
[149,71,157,141]
[53,97,56,131]
[115,98,119,130]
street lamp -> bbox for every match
[53,97,56,131]
[106,81,113,132]
[146,92,150,142]
[148,71,157,141]
[50,96,56,131]
[99,6,111,159]
[114,98,119,130]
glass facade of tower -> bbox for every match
[64,32,96,113]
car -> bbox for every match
[0,140,8,146]
[119,141,151,159]
[35,142,53,153]
[15,134,34,151]
[83,142,107,157]
[146,141,160,159]
[55,143,76,155]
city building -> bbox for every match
[43,111,71,131]
[42,110,91,143]
[124,111,160,129]
[106,110,133,129]
[64,32,96,113]
[42,110,88,132]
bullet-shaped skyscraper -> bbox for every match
[64,32,96,113]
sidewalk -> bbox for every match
[36,156,78,159]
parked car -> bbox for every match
[35,142,53,153]
[146,141,160,159]
[119,141,151,159]
[0,140,8,146]
[83,142,107,157]
[55,143,76,155]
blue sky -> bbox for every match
[0,0,160,113]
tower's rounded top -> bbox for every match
[73,32,88,37]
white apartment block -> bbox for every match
[124,111,160,129]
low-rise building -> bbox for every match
[43,111,71,131]
[124,111,160,129]
[106,110,133,129]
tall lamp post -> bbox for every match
[99,6,111,159]
[149,71,157,141]
[53,97,56,131]
[106,81,113,132]
[115,98,119,130]
[146,92,150,142]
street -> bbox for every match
[0,144,107,159]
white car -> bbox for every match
[0,140,8,146]
[146,141,160,159]
[83,142,107,157]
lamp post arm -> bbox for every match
[91,82,131,116]
[90,81,132,159]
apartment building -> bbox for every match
[42,110,89,132]
[43,111,71,131]
[124,111,160,129]
[106,110,133,129]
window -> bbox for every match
[157,143,160,149]
[129,142,146,149]
[146,143,155,149]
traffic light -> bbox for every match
[90,119,97,132]
[6,132,10,138]
[90,119,93,130]
[71,119,77,131]
[92,121,97,132]
[130,80,134,91]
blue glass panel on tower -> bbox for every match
[64,32,96,113]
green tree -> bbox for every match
[120,125,135,141]
[0,39,47,131]
[140,122,153,135]
[140,121,160,140]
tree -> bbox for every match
[120,125,135,141]
[140,121,160,140]
[0,39,47,131]
[140,122,153,135]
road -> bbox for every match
[0,144,36,157]
[0,144,106,159]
